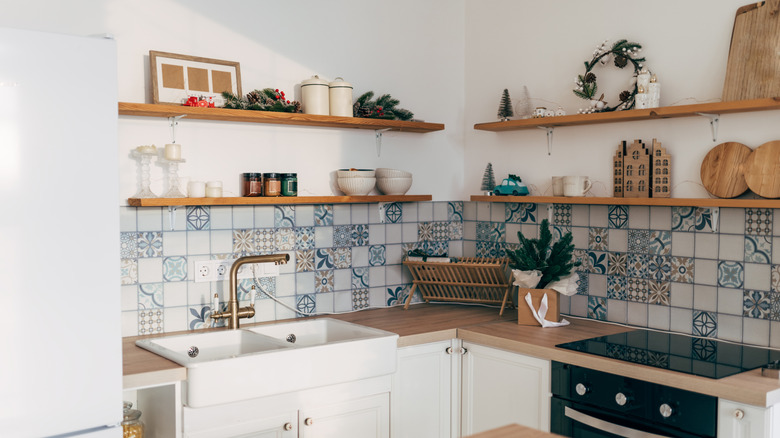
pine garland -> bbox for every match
[222,88,301,113]
[352,91,414,121]
[573,39,646,113]
[506,219,580,289]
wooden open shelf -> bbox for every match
[470,195,780,209]
[119,102,444,133]
[473,97,780,132]
[128,195,432,207]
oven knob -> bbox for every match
[615,392,631,406]
[659,403,673,418]
[575,383,589,396]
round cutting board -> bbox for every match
[743,140,780,198]
[700,142,752,198]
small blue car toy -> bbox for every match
[493,177,529,196]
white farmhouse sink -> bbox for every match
[136,318,398,407]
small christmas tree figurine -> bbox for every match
[497,89,514,121]
[481,163,496,194]
[516,85,532,119]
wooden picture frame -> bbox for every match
[149,50,242,107]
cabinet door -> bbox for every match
[718,399,776,438]
[460,342,550,435]
[300,393,390,438]
[391,339,459,438]
[184,409,297,438]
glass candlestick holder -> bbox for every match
[131,149,158,198]
[159,157,187,198]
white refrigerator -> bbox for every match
[0,27,122,436]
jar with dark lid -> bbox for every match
[122,401,144,438]
[281,173,298,196]
[242,173,263,197]
[263,173,281,197]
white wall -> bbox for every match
[0,0,465,202]
[464,0,780,199]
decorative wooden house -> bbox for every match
[613,138,670,198]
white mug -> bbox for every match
[563,176,592,197]
[551,176,564,196]
[188,181,206,198]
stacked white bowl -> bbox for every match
[337,169,376,195]
[376,168,413,195]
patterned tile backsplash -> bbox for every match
[119,201,780,348]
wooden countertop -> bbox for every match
[123,303,780,406]
[465,424,564,438]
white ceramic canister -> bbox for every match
[301,75,329,115]
[328,77,353,117]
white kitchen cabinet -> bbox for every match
[123,381,182,438]
[460,342,550,436]
[183,376,390,438]
[391,339,461,438]
[718,399,779,438]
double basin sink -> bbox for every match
[136,318,398,407]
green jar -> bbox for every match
[281,173,298,196]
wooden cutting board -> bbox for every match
[722,0,780,101]
[700,142,752,198]
[743,140,780,197]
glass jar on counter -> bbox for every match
[122,401,144,438]
[263,173,281,197]
[242,173,263,197]
[281,173,298,196]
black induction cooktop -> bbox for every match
[556,329,780,379]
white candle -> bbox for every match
[164,143,181,161]
[188,181,206,197]
[205,181,223,197]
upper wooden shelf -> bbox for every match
[128,195,432,207]
[118,102,444,133]
[473,97,780,132]
[470,195,780,209]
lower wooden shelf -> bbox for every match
[128,195,432,207]
[470,195,780,209]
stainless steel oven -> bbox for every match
[550,362,717,438]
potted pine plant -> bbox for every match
[506,219,579,325]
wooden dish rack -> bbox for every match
[402,257,515,315]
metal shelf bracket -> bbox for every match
[696,113,719,142]
[168,115,187,143]
[168,206,178,231]
[538,126,554,155]
[547,204,554,223]
[375,128,392,157]
[709,206,720,232]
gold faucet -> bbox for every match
[211,253,290,329]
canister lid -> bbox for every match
[301,75,328,87]
[242,173,262,179]
[328,77,352,89]
[280,173,297,178]
[263,173,280,178]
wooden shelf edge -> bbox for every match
[470,195,780,208]
[118,102,444,133]
[473,97,780,132]
[128,195,433,207]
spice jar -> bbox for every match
[281,173,298,196]
[263,173,281,197]
[242,173,263,197]
[122,401,144,438]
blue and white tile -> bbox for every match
[352,288,370,310]
[692,311,717,338]
[746,208,772,236]
[626,278,648,302]
[352,267,369,289]
[448,222,464,240]
[274,206,295,228]
[577,272,589,295]
[315,270,335,293]
[648,230,671,255]
[351,224,370,246]
[448,201,464,222]
[138,308,164,334]
[552,204,572,226]
[120,259,138,285]
[333,247,352,269]
[137,232,163,258]
[121,232,138,259]
[418,222,433,241]
[588,227,608,251]
[383,202,403,224]
[695,208,713,232]
[607,275,627,300]
[296,249,315,272]
[647,255,672,282]
[254,229,274,253]
[274,228,296,251]
[588,297,607,321]
[772,265,780,292]
[314,204,334,226]
[626,253,648,278]
[745,235,771,264]
[718,261,744,288]
[430,222,450,241]
[369,245,386,266]
[163,256,187,281]
[506,203,536,224]
[296,227,315,250]
[647,280,670,306]
[670,256,695,283]
[607,252,627,276]
[743,290,771,319]
[628,229,649,253]
[186,206,210,230]
[138,283,163,309]
[608,205,629,229]
[671,207,696,232]
[386,285,410,306]
[232,229,254,255]
[333,225,352,247]
[588,251,607,274]
[296,294,316,314]
[315,248,335,270]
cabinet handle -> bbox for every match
[304,417,314,426]
[461,347,468,355]
[445,346,453,354]
[283,422,293,431]
[734,409,745,420]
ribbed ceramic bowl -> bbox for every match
[338,177,376,195]
[377,177,412,195]
[376,168,412,178]
[337,169,375,178]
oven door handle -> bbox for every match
[564,406,672,438]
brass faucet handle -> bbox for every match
[237,306,255,319]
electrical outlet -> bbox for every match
[236,262,279,279]
[194,260,214,283]
[214,260,232,281]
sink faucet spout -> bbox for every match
[211,253,290,329]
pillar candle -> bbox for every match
[164,143,181,161]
